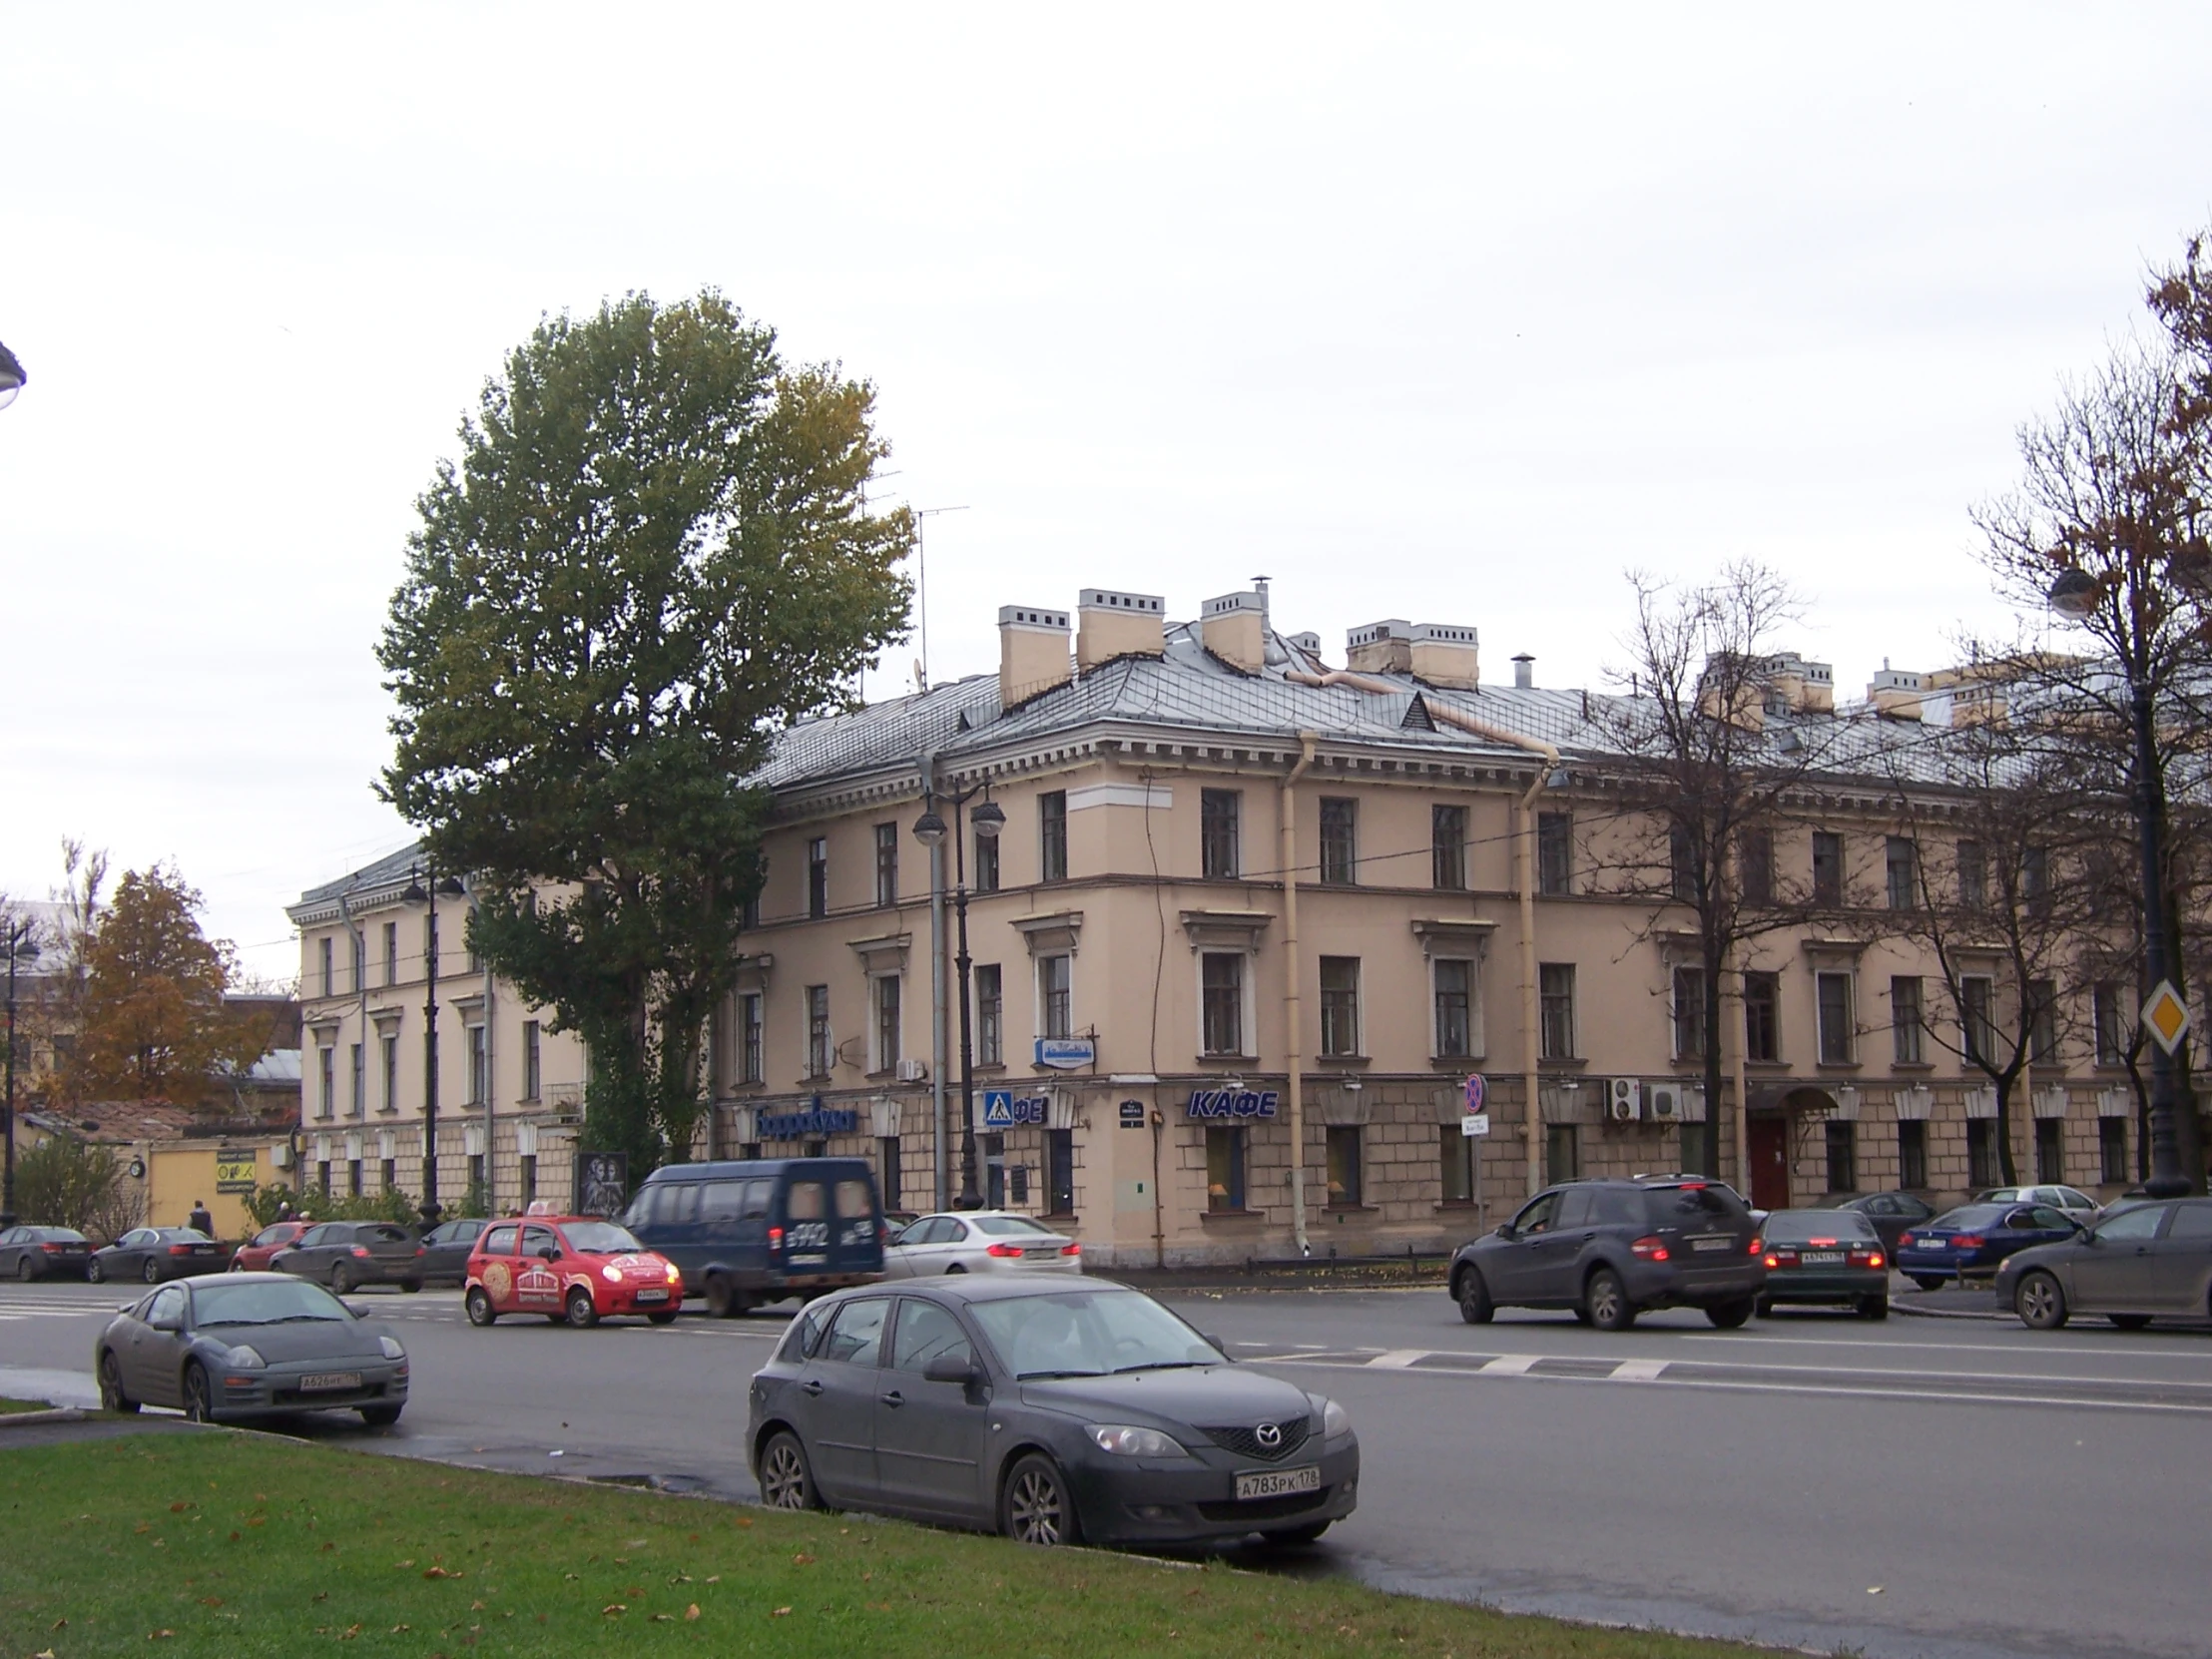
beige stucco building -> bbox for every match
[291,584,2163,1263]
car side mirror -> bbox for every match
[922,1353,983,1387]
[1493,1224,1515,1241]
[1201,1334,1230,1361]
[149,1315,181,1333]
[343,1301,370,1319]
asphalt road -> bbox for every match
[6,1276,2211,1659]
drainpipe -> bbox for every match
[472,880,494,1204]
[337,885,366,1129]
[1282,732,1319,1256]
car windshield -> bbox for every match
[1767,1211,1878,1243]
[971,1215,1056,1237]
[561,1222,645,1255]
[1929,1206,2006,1230]
[968,1289,1224,1380]
[193,1280,351,1327]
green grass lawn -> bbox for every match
[0,1429,1781,1659]
[0,1398,54,1414]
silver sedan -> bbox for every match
[883,1211,1083,1278]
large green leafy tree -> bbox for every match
[379,292,911,1178]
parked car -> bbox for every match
[462,1212,684,1328]
[272,1222,424,1293]
[1895,1203,2080,1288]
[88,1228,229,1285]
[410,1217,490,1287]
[748,1278,1358,1548]
[1825,1191,1936,1258]
[230,1220,311,1273]
[1755,1208,1889,1319]
[623,1158,886,1318]
[94,1272,408,1425]
[1973,1185,2104,1226]
[0,1225,93,1281]
[1448,1177,1766,1332]
[884,1212,1083,1278]
[1996,1197,2212,1330]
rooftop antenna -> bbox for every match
[914,505,971,693]
[1251,574,1271,631]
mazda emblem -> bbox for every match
[1256,1422,1282,1449]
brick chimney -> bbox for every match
[1408,623,1480,690]
[1076,588,1166,674]
[1201,590,1266,675]
[1346,619,1411,675]
[998,604,1072,706]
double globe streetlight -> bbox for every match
[911,790,1004,1210]
[400,863,468,1226]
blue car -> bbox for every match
[1896,1202,2080,1289]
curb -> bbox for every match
[0,1407,89,1427]
[1893,1298,2005,1323]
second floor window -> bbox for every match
[1539,963,1576,1060]
[1745,971,1780,1062]
[1320,956,1361,1056]
[1201,952,1244,1055]
[380,1032,399,1112]
[1669,826,1698,902]
[2093,982,2125,1065]
[1432,804,1467,891]
[1960,975,1995,1065]
[382,920,398,986]
[350,1042,364,1116]
[319,936,333,997]
[974,823,1000,893]
[738,993,764,1083]
[1892,975,1925,1063]
[466,1024,487,1106]
[522,1019,542,1099]
[1433,958,1472,1058]
[1039,791,1068,882]
[975,965,1003,1064]
[808,837,829,918]
[2028,978,2058,1064]
[1957,839,1986,909]
[1537,812,1573,895]
[1886,836,1918,911]
[1816,971,1855,1065]
[1673,965,1707,1059]
[1319,798,1357,884]
[1038,953,1073,1039]
[1812,830,1844,906]
[1739,829,1774,907]
[874,975,901,1070]
[806,985,831,1077]
[875,824,898,907]
[1201,790,1241,879]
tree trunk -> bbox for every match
[1992,1076,2020,1187]
[1701,943,1727,1180]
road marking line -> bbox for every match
[1478,1354,1539,1376]
[1366,1349,1429,1369]
[1611,1359,1668,1382]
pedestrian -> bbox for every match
[187,1199,215,1238]
[277,1200,293,1222]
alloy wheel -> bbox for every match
[2016,1272,2067,1330]
[1585,1269,1633,1333]
[182,1365,214,1423]
[98,1352,137,1414]
[1005,1458,1071,1546]
[87,1259,105,1284]
[143,1260,161,1286]
[464,1287,496,1327]
[760,1435,812,1509]
[16,1258,32,1281]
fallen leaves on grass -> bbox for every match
[685,1604,701,1621]
[792,1552,816,1565]
[772,1607,793,1618]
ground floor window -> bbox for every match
[1439,1127,1474,1203]
[520,1154,538,1209]
[1898,1119,1928,1190]
[984,1133,1006,1208]
[878,1135,901,1212]
[317,1161,331,1197]
[381,1158,396,1192]
[348,1160,363,1197]
[1325,1126,1363,1208]
[467,1153,485,1195]
[1047,1129,1075,1215]
[1206,1127,1247,1212]
[2034,1118,2064,1184]
[1824,1121,1857,1194]
[741,1141,762,1162]
[1966,1120,1998,1190]
[2098,1116,2127,1185]
[1545,1122,1579,1185]
[1009,1163,1030,1206]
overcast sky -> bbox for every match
[5,5,2211,980]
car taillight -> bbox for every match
[1807,1238,1838,1248]
[768,1226,784,1252]
[351,1246,373,1258]
[985,1243,1023,1258]
[1766,1249,1797,1268]
[1061,1242,1081,1256]
[1746,1238,1763,1256]
[1953,1234,1983,1250]
[1851,1250,1885,1268]
[1900,1234,1918,1249]
[39,1243,62,1254]
[1630,1235,1670,1262]
[168,1244,192,1256]
[415,1246,427,1257]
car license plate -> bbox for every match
[298,1373,361,1392]
[1691,1237,1731,1253]
[1800,1251,1845,1265]
[789,1253,826,1266]
[1236,1465,1321,1501]
[635,1288,669,1303]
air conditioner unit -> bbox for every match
[1607,1077,1642,1122]
[894,1058,928,1084]
[1647,1083,1682,1123]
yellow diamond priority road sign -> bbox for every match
[2142,980,2191,1054]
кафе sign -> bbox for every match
[1185,1088,1280,1119]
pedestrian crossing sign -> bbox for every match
[2142,981,2191,1054]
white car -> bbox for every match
[1974,1185,2102,1225]
[883,1211,1083,1277]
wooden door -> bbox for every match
[1749,1116,1790,1212]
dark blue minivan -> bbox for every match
[623,1158,886,1317]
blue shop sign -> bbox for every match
[982,1089,1050,1129]
[1186,1088,1280,1120]
[758,1106,859,1140]
[1033,1036,1096,1070]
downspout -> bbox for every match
[473,882,494,1202]
[337,886,366,1128]
[1282,732,1318,1256]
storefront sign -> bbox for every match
[1186,1088,1279,1120]
[215,1147,259,1195]
[1119,1099,1147,1129]
[1033,1037,1096,1070]
[981,1090,1050,1129]
[758,1106,860,1140]
[1460,1112,1490,1138]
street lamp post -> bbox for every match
[403,863,467,1226]
[912,788,1004,1211]
[0,918,39,1229]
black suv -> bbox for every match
[1448,1179,1766,1331]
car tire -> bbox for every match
[2015,1270,2068,1330]
[181,1363,216,1423]
[400,1280,421,1295]
[1910,1275,1944,1292]
[1263,1521,1332,1546]
[759,1429,821,1510]
[646,1309,679,1326]
[143,1260,162,1286]
[1583,1268,1635,1333]
[1705,1297,1755,1331]
[1859,1295,1889,1321]
[705,1275,745,1319]
[330,1264,354,1295]
[464,1287,496,1327]
[1453,1267,1493,1326]
[1754,1297,1774,1318]
[2108,1314,2152,1332]
[228,1258,246,1272]
[1002,1453,1080,1547]
[87,1258,106,1284]
[358,1403,403,1427]
[15,1257,32,1282]
[565,1287,599,1329]
[98,1351,138,1414]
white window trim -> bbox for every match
[1196,948,1258,1059]
[1319,955,1364,1059]
[870,971,903,1072]
[1429,955,1484,1061]
[1816,969,1858,1064]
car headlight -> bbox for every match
[1320,1396,1352,1439]
[602,1265,623,1284]
[665,1261,682,1282]
[228,1345,267,1369]
[378,1335,405,1361]
[1087,1424,1187,1458]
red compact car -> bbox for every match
[463,1209,684,1329]
[230,1220,311,1273]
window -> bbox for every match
[1824,1121,1857,1193]
[382,920,398,986]
[317,1046,334,1119]
[381,1157,396,1192]
[1038,790,1068,882]
[318,936,332,997]
[349,1042,364,1117]
[2028,979,2058,1065]
[1047,1129,1075,1215]
[465,933,481,974]
[1319,956,1362,1056]
[466,1025,487,1106]
[1812,830,1844,906]
[873,975,901,1071]
[983,1134,1005,1208]
[1966,1119,1998,1190]
[974,825,999,893]
[1816,972,1854,1064]
[1739,829,1774,907]
[875,823,899,908]
[350,932,365,993]
[1898,1119,1928,1190]
[1669,825,1697,902]
[466,1152,484,1195]
[1325,1126,1363,1208]
[2023,845,2049,903]
[1672,966,1707,1060]
[1744,971,1780,1062]
[878,1136,900,1212]
[888,1299,971,1375]
[822,1298,890,1368]
[2093,984,2125,1066]
[1538,963,1576,1060]
[1957,840,1986,909]
[519,1154,537,1208]
[1886,836,1918,911]
[1201,952,1245,1056]
[1536,812,1572,895]
[1544,1122,1580,1185]
[808,837,829,918]
[381,1032,399,1112]
[1201,789,1241,880]
[1206,1126,1247,1212]
[1892,976,1925,1064]
[1960,975,1994,1065]
[1038,954,1072,1040]
[2035,1117,2064,1184]
[346,1160,362,1197]
[1432,804,1467,891]
[739,994,764,1084]
[1319,798,1358,884]
[522,1020,542,1101]
[741,889,760,931]
[806,985,831,1078]
[975,965,1003,1064]
[1439,1127,1474,1204]
[1433,958,1473,1058]
[2099,1116,2127,1184]
[316,1161,331,1197]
